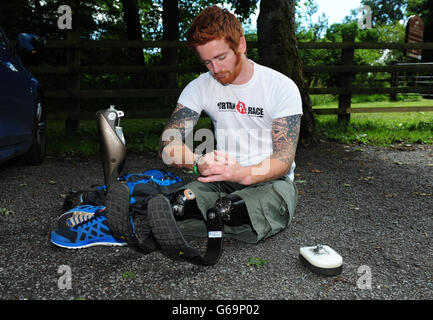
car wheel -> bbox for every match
[22,94,47,165]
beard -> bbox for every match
[213,52,242,85]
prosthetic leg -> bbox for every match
[59,105,127,227]
[96,105,127,187]
[96,106,157,251]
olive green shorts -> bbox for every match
[176,177,298,244]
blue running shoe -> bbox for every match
[58,204,106,229]
[50,211,127,249]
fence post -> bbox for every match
[65,32,81,134]
[389,61,398,101]
[338,33,355,125]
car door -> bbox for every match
[0,28,33,152]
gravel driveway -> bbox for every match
[0,140,432,301]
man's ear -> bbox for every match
[238,36,247,54]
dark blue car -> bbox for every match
[0,27,46,165]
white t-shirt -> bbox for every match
[178,60,303,180]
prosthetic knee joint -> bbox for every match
[214,194,250,226]
[171,189,250,226]
[171,189,202,220]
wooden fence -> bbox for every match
[27,33,433,130]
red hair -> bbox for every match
[186,6,244,52]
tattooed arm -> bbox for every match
[269,113,302,174]
[159,103,201,170]
[243,113,301,183]
[197,114,302,185]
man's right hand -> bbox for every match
[195,150,229,177]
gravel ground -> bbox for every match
[0,140,432,301]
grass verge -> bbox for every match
[314,98,433,146]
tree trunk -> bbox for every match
[421,0,433,63]
[161,0,179,89]
[257,0,317,145]
[120,0,144,66]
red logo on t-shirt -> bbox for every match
[236,101,247,114]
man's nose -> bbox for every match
[211,60,222,74]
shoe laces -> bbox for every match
[72,211,105,230]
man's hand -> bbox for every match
[197,150,252,185]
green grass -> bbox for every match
[314,97,433,146]
[46,97,432,157]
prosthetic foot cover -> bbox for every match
[147,194,224,266]
[105,181,158,254]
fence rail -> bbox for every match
[29,63,433,75]
[40,86,433,99]
[41,39,433,50]
[314,106,433,115]
[26,35,433,127]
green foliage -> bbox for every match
[122,271,136,279]
[247,256,268,267]
[0,208,14,216]
[298,19,383,89]
[296,0,329,40]
[296,0,433,88]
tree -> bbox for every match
[296,0,328,40]
[161,0,180,88]
[120,0,145,65]
[257,0,316,144]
